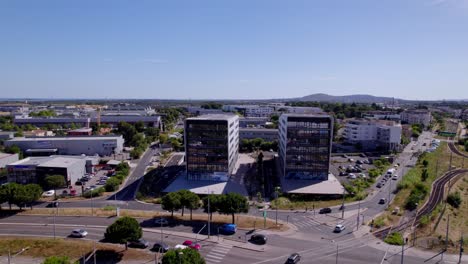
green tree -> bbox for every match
[202,194,221,221]
[22,184,43,209]
[447,192,462,208]
[134,121,145,133]
[105,177,121,192]
[178,190,200,220]
[218,193,249,224]
[161,192,182,218]
[44,175,66,199]
[162,248,206,264]
[421,169,429,182]
[4,144,23,159]
[465,140,468,152]
[104,216,142,249]
[422,160,429,168]
[42,256,71,264]
[1,183,20,210]
[117,122,137,146]
[130,148,143,159]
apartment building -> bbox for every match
[401,110,432,127]
[278,114,333,181]
[185,114,239,181]
[343,119,402,151]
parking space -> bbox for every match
[330,154,379,186]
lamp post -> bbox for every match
[274,186,281,226]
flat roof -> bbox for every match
[239,128,278,132]
[7,135,122,142]
[281,113,331,118]
[69,128,92,132]
[0,153,17,159]
[26,148,58,152]
[281,174,345,195]
[8,156,84,168]
[187,114,238,121]
[163,174,248,195]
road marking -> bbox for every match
[204,244,232,264]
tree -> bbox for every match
[178,190,200,220]
[162,248,206,264]
[105,177,121,192]
[218,193,249,224]
[4,144,23,159]
[422,160,429,168]
[104,216,142,249]
[202,194,221,221]
[421,169,429,182]
[1,183,20,210]
[117,122,137,146]
[161,192,182,218]
[465,140,468,152]
[45,175,66,199]
[22,184,43,209]
[447,192,462,208]
[42,256,71,264]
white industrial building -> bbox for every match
[343,119,402,151]
[5,135,124,156]
[185,114,239,181]
[401,110,432,127]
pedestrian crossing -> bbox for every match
[292,216,357,233]
[205,244,232,264]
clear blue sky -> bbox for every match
[1,0,467,100]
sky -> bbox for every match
[1,0,468,100]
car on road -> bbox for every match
[219,223,237,234]
[97,180,107,185]
[42,190,55,197]
[152,242,170,253]
[286,253,301,264]
[250,234,267,245]
[70,229,88,238]
[392,174,398,180]
[128,239,149,248]
[376,183,382,188]
[174,244,188,250]
[47,201,59,208]
[319,208,332,214]
[334,224,345,233]
[181,240,201,250]
[182,240,193,246]
[154,217,169,226]
[379,198,387,204]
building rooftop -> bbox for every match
[281,113,331,118]
[239,128,278,132]
[187,114,238,121]
[8,156,84,168]
[7,135,122,142]
[69,128,92,132]
[0,153,17,159]
[281,173,345,195]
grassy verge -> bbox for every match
[270,197,344,210]
[375,142,464,231]
[17,208,287,231]
[415,174,468,253]
[0,237,153,261]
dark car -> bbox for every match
[75,180,85,186]
[152,242,170,253]
[80,177,89,182]
[319,208,332,214]
[376,183,382,188]
[250,234,267,245]
[286,253,301,264]
[128,239,149,248]
[47,201,59,208]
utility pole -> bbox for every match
[442,215,450,262]
[335,244,339,264]
[53,210,56,239]
[449,150,453,171]
[459,235,464,264]
[356,199,361,230]
[341,188,345,219]
[207,194,211,238]
[401,237,405,264]
[388,178,392,209]
[93,242,97,264]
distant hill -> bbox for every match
[292,93,403,104]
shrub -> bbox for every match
[419,215,430,227]
[447,192,462,208]
[105,177,121,192]
[42,256,71,264]
[384,232,404,246]
[83,187,105,198]
[373,217,385,229]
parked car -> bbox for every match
[339,172,348,176]
[174,244,188,249]
[250,234,267,245]
[182,240,193,246]
[392,174,398,180]
[334,224,346,233]
[376,183,382,188]
[154,217,169,226]
[129,239,149,248]
[42,190,55,197]
[100,176,109,180]
[189,243,201,250]
[379,198,387,204]
[80,177,89,182]
[70,229,88,238]
[348,158,355,162]
[356,160,363,164]
[75,180,85,186]
[152,242,170,253]
[97,180,107,185]
[219,223,237,234]
[319,208,332,214]
[348,174,357,179]
[286,253,301,264]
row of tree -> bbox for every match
[117,121,160,159]
[161,191,249,224]
[240,138,278,152]
[0,183,43,210]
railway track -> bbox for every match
[448,141,468,158]
[373,168,468,239]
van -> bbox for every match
[219,224,237,234]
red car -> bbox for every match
[182,240,201,250]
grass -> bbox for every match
[415,172,468,253]
[384,232,404,246]
[375,142,465,230]
[270,197,344,211]
[17,207,287,231]
[0,237,153,261]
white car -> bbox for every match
[392,174,398,180]
[174,244,188,249]
[348,174,357,179]
[42,190,55,197]
[334,224,345,233]
[70,229,88,238]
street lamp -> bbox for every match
[274,186,281,226]
[178,251,183,264]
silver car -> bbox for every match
[70,229,88,238]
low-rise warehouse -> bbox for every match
[4,135,124,156]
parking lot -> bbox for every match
[330,154,381,186]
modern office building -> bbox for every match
[185,114,239,181]
[6,156,86,186]
[401,110,432,127]
[278,114,333,181]
[4,135,124,156]
[239,128,278,142]
[13,115,161,128]
[343,119,402,151]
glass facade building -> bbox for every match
[279,114,333,180]
[185,115,239,181]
